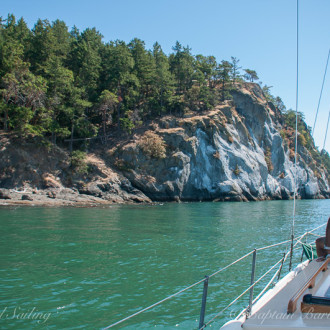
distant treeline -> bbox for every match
[0,14,271,142]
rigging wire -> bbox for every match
[289,0,299,272]
[322,109,330,152]
[312,48,330,137]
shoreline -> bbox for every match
[0,187,327,208]
[0,188,150,208]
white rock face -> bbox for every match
[120,84,329,201]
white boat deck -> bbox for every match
[242,259,330,329]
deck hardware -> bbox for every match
[246,249,257,317]
[277,253,286,282]
[287,258,330,313]
[198,275,209,329]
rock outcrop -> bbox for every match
[0,134,151,205]
[0,83,329,205]
[115,83,329,201]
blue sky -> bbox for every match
[2,0,330,152]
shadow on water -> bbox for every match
[0,199,329,328]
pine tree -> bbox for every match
[68,27,103,101]
[28,19,56,75]
[243,69,259,82]
[217,60,233,101]
[230,56,241,84]
[169,41,194,94]
[97,90,118,140]
[150,42,175,115]
[100,40,137,126]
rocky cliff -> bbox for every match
[0,83,329,205]
[115,83,329,201]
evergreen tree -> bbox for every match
[244,69,259,82]
[217,60,233,101]
[274,96,286,112]
[0,63,47,134]
[262,85,274,102]
[100,40,137,126]
[68,27,103,101]
[150,42,175,115]
[44,56,75,143]
[230,56,241,84]
[193,55,218,110]
[97,90,118,140]
[169,41,195,94]
[195,55,217,87]
[28,19,55,75]
[3,12,325,171]
[51,19,71,61]
[128,38,155,105]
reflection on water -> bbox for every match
[0,199,329,328]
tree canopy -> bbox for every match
[1,14,329,172]
[0,14,276,144]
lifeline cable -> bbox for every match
[312,49,330,137]
[322,109,329,151]
[102,227,322,329]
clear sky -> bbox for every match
[2,0,330,152]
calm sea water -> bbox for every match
[0,200,329,329]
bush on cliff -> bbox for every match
[139,131,166,159]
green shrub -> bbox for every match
[298,133,306,147]
[139,131,166,159]
[71,150,89,174]
[114,158,132,172]
[120,117,135,134]
[265,147,273,172]
[233,164,240,176]
[280,129,286,140]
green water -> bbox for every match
[0,200,329,329]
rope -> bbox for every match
[322,109,330,151]
[306,232,322,238]
[295,238,306,246]
[256,239,292,251]
[312,48,330,137]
